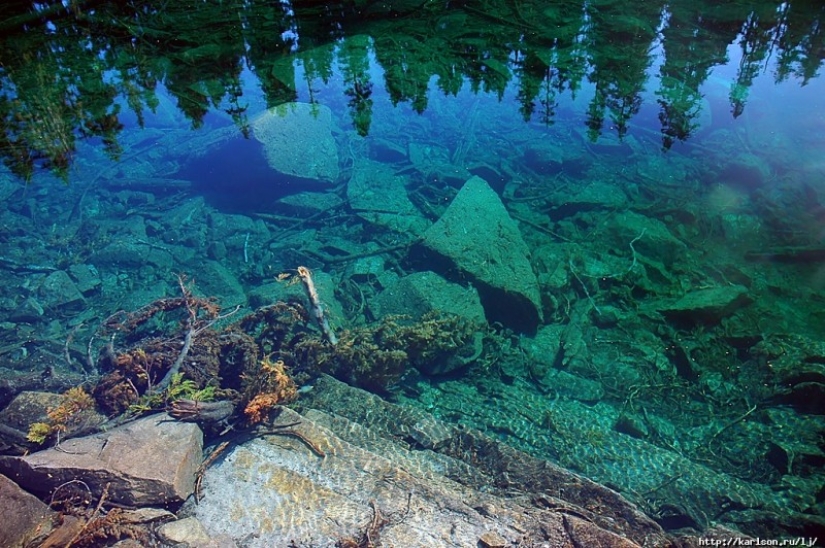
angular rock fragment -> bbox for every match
[416,176,542,332]
[656,284,752,324]
[348,159,431,236]
[371,271,485,323]
[0,473,56,548]
[0,413,202,507]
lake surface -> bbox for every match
[1,0,824,541]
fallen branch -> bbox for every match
[297,266,338,345]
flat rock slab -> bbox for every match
[251,102,339,183]
[193,403,651,548]
[371,271,485,324]
[37,270,85,311]
[0,413,202,507]
[417,175,542,332]
[656,284,752,324]
[348,159,431,236]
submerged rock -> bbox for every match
[0,413,202,507]
[0,473,56,548]
[371,271,485,324]
[191,260,247,309]
[192,378,669,547]
[348,159,431,236]
[251,102,340,183]
[67,263,101,295]
[37,270,84,312]
[655,284,752,325]
[416,175,543,332]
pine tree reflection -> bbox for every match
[0,0,822,180]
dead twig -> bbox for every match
[65,481,110,548]
[195,441,231,503]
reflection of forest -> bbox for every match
[0,0,823,180]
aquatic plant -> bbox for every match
[294,312,485,392]
[26,386,95,445]
[127,372,217,414]
[242,356,298,424]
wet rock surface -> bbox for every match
[251,102,340,183]
[0,413,202,507]
[416,175,543,332]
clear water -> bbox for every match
[1,0,824,540]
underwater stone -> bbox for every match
[156,517,214,546]
[9,297,44,323]
[279,190,344,215]
[547,181,628,217]
[348,159,431,236]
[0,413,202,507]
[0,473,56,548]
[251,102,339,183]
[371,271,485,324]
[191,260,247,309]
[206,241,227,261]
[408,141,471,184]
[656,284,752,324]
[90,241,174,270]
[417,175,543,332]
[606,211,687,268]
[37,270,84,311]
[67,263,101,295]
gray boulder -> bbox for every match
[37,270,84,311]
[192,385,666,548]
[251,102,339,183]
[655,284,752,324]
[348,159,431,236]
[0,473,56,548]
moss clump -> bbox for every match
[26,386,95,445]
[242,356,298,424]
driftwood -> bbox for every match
[168,399,236,425]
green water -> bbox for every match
[1,0,825,541]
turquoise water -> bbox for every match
[1,0,825,541]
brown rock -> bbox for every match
[0,413,202,507]
[478,530,507,548]
[0,473,56,548]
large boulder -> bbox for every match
[416,176,542,332]
[251,102,339,183]
[37,270,85,312]
[0,473,56,548]
[0,413,202,507]
[653,284,752,325]
[192,380,669,547]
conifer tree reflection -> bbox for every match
[340,36,375,137]
[513,1,588,126]
[0,0,824,180]
[241,3,299,108]
[583,0,663,140]
[656,5,731,149]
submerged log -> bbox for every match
[744,246,825,263]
